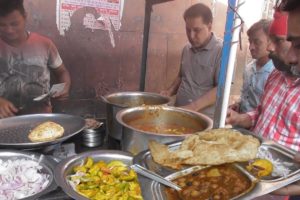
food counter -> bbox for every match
[1,113,300,200]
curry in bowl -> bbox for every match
[119,106,212,136]
[126,123,198,135]
[165,164,254,200]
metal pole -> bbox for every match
[139,1,152,91]
[213,0,240,128]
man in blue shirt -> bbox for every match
[229,19,275,113]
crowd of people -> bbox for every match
[160,0,300,198]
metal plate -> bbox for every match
[0,113,85,149]
[133,129,300,200]
[54,150,133,200]
[0,150,57,200]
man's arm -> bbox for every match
[160,75,181,97]
[225,108,252,129]
[51,64,71,99]
[180,86,217,111]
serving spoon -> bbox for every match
[131,164,181,191]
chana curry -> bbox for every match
[68,157,143,200]
[165,164,252,200]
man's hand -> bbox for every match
[51,86,69,100]
[226,108,252,129]
[160,90,171,97]
[226,108,240,125]
[51,64,71,100]
[0,97,18,118]
[228,102,240,112]
[272,153,300,196]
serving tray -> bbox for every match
[133,129,300,200]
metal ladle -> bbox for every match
[131,164,181,191]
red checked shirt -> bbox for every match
[247,70,300,151]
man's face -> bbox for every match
[248,29,273,60]
[0,10,26,44]
[185,16,212,48]
[269,35,292,73]
[286,8,300,76]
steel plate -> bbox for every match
[54,150,133,200]
[0,113,85,149]
[133,128,300,200]
[0,150,57,200]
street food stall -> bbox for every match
[1,0,300,200]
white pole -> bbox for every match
[218,0,244,127]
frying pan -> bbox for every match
[0,113,85,149]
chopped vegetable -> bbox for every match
[0,157,50,200]
[68,157,143,200]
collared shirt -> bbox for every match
[240,59,274,113]
[175,33,223,119]
[247,70,300,151]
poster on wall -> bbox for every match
[56,0,124,47]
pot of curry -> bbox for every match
[101,92,171,141]
[116,105,213,155]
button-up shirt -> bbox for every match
[175,33,223,119]
[247,70,300,151]
[240,59,274,113]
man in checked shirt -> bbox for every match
[227,0,300,196]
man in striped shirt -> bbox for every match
[227,1,300,195]
[226,2,300,152]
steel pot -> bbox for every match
[101,92,171,141]
[116,105,213,155]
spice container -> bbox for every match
[82,119,106,147]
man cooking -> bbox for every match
[160,3,222,119]
[0,0,71,118]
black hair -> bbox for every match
[282,0,300,11]
[183,3,213,25]
[0,0,25,17]
[247,19,271,37]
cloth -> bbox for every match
[269,10,288,36]
[175,33,222,118]
[247,70,300,151]
[0,32,62,112]
[239,59,274,113]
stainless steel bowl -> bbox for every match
[82,122,106,147]
[0,150,57,200]
[101,92,171,140]
[54,150,133,200]
[116,106,213,155]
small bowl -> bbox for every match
[82,123,106,147]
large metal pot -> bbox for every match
[116,105,213,155]
[101,92,171,140]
